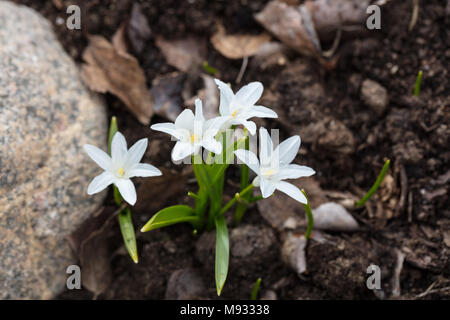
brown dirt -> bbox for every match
[13,0,449,299]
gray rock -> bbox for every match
[0,2,107,299]
[165,268,206,300]
[313,202,359,231]
[281,232,307,276]
[361,79,389,116]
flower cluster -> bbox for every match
[83,79,315,295]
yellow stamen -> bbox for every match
[264,169,276,176]
[190,134,197,143]
[232,110,238,117]
[118,168,124,176]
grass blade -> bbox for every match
[215,214,229,296]
[356,159,391,207]
[118,207,138,263]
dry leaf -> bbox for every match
[155,36,206,72]
[81,35,153,124]
[127,3,152,55]
[211,24,271,59]
[150,72,186,121]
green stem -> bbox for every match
[219,184,254,216]
[301,189,314,240]
[251,278,262,300]
[356,159,391,207]
[414,70,423,96]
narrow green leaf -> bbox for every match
[251,278,262,300]
[301,189,314,240]
[215,215,229,296]
[141,205,200,232]
[356,159,391,207]
[202,61,219,76]
[414,70,423,97]
[118,208,138,263]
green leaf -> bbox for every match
[118,208,138,263]
[355,159,391,207]
[251,278,262,300]
[414,70,423,97]
[215,215,229,296]
[141,205,201,232]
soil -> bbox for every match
[12,0,449,299]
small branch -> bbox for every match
[235,56,248,84]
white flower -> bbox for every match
[214,79,278,135]
[151,99,226,161]
[83,132,162,205]
[234,127,315,204]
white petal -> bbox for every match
[201,138,222,155]
[235,82,263,107]
[234,149,260,174]
[83,144,112,171]
[276,135,300,166]
[172,141,195,161]
[126,138,148,167]
[240,120,257,135]
[204,116,229,133]
[151,122,183,140]
[111,132,128,162]
[259,127,273,166]
[114,179,137,205]
[194,99,205,123]
[215,79,234,116]
[175,109,195,131]
[87,171,114,195]
[260,177,276,198]
[278,164,315,180]
[275,181,307,204]
[128,163,162,178]
[243,105,278,119]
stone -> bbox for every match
[0,2,107,299]
[361,79,389,116]
[165,268,206,300]
[313,202,359,232]
[281,232,307,276]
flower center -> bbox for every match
[190,134,198,143]
[262,168,277,177]
[232,110,238,117]
[118,167,125,177]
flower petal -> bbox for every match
[235,81,263,107]
[172,141,195,161]
[275,181,307,204]
[114,178,137,205]
[276,135,300,166]
[252,175,261,187]
[260,177,276,198]
[175,109,195,131]
[111,132,128,163]
[194,98,205,123]
[201,138,222,155]
[128,163,162,178]
[83,144,112,171]
[126,138,148,167]
[215,79,234,116]
[259,127,273,166]
[243,105,278,119]
[278,164,315,180]
[87,171,114,195]
[234,149,260,174]
[240,120,257,135]
[151,122,183,140]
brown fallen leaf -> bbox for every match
[81,35,153,124]
[155,36,206,72]
[211,24,271,59]
[255,0,387,63]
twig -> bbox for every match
[409,0,419,31]
[236,56,248,84]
